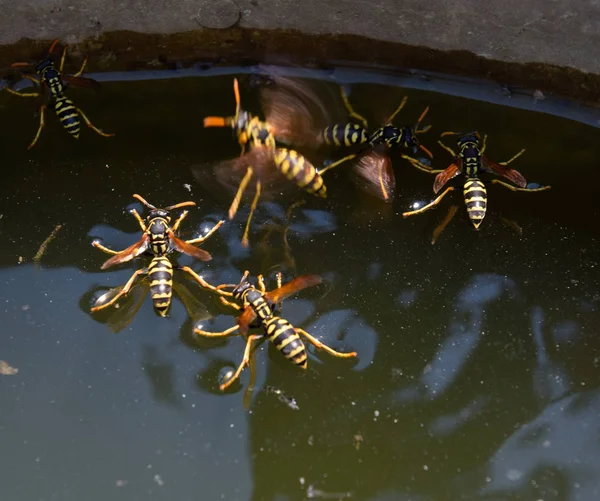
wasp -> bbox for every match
[317,85,434,201]
[91,194,224,318]
[186,270,357,390]
[203,78,327,247]
[5,38,114,149]
[403,131,551,240]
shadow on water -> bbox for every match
[1,65,599,501]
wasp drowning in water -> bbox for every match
[203,78,327,247]
[91,194,224,318]
[402,131,551,241]
[185,270,357,390]
[5,38,114,149]
[317,85,434,201]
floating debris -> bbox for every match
[33,224,63,265]
[306,485,352,499]
[265,385,300,410]
[353,433,363,450]
[0,360,18,375]
[153,474,164,487]
[183,183,192,192]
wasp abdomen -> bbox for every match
[149,256,173,317]
[463,179,487,229]
[319,123,369,147]
[265,317,308,368]
[54,97,80,138]
[274,148,327,198]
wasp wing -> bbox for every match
[168,231,212,262]
[62,75,101,91]
[482,156,527,187]
[433,162,461,194]
[351,150,396,202]
[237,305,258,336]
[99,234,150,269]
[172,279,213,323]
[264,274,322,305]
[92,281,149,333]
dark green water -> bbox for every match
[1,68,600,501]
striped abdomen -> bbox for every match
[274,148,327,198]
[318,123,369,147]
[264,316,308,368]
[54,96,80,138]
[463,178,487,229]
[148,257,173,317]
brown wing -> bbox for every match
[482,156,527,188]
[237,305,258,335]
[261,76,328,147]
[62,75,101,91]
[100,234,150,269]
[351,151,396,202]
[264,274,322,304]
[168,231,212,262]
[433,162,461,194]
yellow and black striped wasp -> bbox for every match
[5,38,114,149]
[403,131,551,241]
[317,85,434,201]
[91,194,224,318]
[185,270,357,390]
[203,78,327,247]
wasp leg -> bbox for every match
[490,180,551,192]
[241,180,262,248]
[498,149,526,166]
[220,334,263,391]
[295,328,358,358]
[257,275,266,293]
[76,107,115,137]
[170,210,190,232]
[480,134,488,154]
[22,75,41,85]
[27,104,47,150]
[437,139,458,158]
[73,55,89,78]
[194,324,240,338]
[401,155,439,173]
[242,348,258,410]
[59,46,67,73]
[186,220,225,245]
[180,266,234,297]
[4,87,41,98]
[229,167,254,220]
[431,204,459,244]
[319,153,357,175]
[90,268,147,312]
[386,95,408,124]
[402,186,455,217]
[276,272,283,290]
[92,241,120,255]
[340,86,368,129]
[219,296,242,310]
[129,209,147,232]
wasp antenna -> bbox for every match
[203,116,229,127]
[11,62,31,68]
[233,78,241,115]
[240,270,250,284]
[165,201,196,210]
[440,131,460,137]
[48,38,61,55]
[419,144,434,159]
[416,106,430,127]
[132,194,156,209]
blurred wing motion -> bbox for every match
[172,280,213,323]
[482,156,527,188]
[99,235,150,269]
[62,75,101,91]
[433,163,461,194]
[351,151,396,202]
[261,76,329,147]
[264,274,323,304]
[167,231,212,262]
[213,147,288,195]
[237,305,259,335]
[92,281,149,333]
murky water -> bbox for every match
[1,66,600,501]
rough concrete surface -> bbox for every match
[0,0,599,101]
